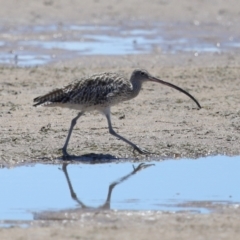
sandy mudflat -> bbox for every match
[1,0,240,239]
[1,54,240,164]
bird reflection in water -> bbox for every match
[33,162,154,220]
[62,162,154,210]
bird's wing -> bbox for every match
[33,73,131,107]
[69,73,131,105]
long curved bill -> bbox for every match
[149,76,201,109]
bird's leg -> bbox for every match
[105,112,151,154]
[62,112,84,158]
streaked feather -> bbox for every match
[33,72,133,108]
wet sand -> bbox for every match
[1,208,240,240]
[1,54,240,163]
[1,0,240,239]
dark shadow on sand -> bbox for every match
[58,152,132,164]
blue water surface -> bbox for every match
[0,155,239,220]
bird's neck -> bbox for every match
[130,78,143,98]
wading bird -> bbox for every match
[33,69,201,158]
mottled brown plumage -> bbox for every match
[33,72,133,110]
[33,69,201,159]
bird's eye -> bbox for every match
[140,71,145,75]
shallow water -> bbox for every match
[0,23,239,66]
[0,155,240,222]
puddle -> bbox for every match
[0,155,240,223]
[0,23,239,66]
[0,52,52,66]
[0,222,29,229]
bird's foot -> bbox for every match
[62,149,76,160]
[133,145,152,155]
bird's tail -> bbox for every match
[33,88,65,107]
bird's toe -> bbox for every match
[133,146,152,155]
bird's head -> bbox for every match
[131,69,201,109]
[131,69,151,82]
